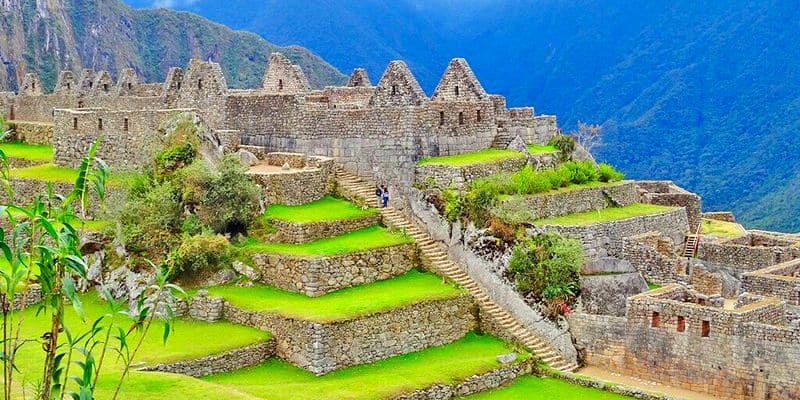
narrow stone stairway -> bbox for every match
[335,167,579,373]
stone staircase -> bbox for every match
[490,126,514,149]
[683,223,702,258]
[335,167,579,373]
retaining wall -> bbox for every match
[270,214,381,244]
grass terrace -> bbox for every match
[700,218,745,238]
[417,148,525,167]
[204,333,528,400]
[263,195,377,223]
[5,294,269,398]
[9,163,134,186]
[0,141,53,161]
[527,144,558,154]
[205,270,463,323]
[463,375,630,399]
[534,203,676,226]
[241,225,412,257]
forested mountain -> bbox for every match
[126,0,800,232]
[0,0,345,92]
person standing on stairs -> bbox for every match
[381,184,389,208]
[375,185,383,208]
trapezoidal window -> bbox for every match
[66,83,71,90]
[9,104,14,120]
[651,311,661,328]
[677,316,686,332]
[278,79,284,91]
[88,82,93,89]
[454,85,459,96]
[476,109,482,122]
[72,118,78,130]
[98,118,103,131]
[128,83,133,90]
[198,79,203,90]
[391,85,398,95]
[31,81,36,90]
[103,84,109,92]
[439,111,445,126]
[123,118,129,132]
[177,82,182,90]
[78,101,85,108]
[458,111,465,125]
[701,320,710,337]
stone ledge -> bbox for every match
[253,242,418,296]
[221,294,476,375]
[269,213,381,244]
[139,340,275,377]
[393,359,532,400]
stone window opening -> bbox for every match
[439,111,445,126]
[476,109,482,122]
[98,118,103,131]
[278,79,284,91]
[455,85,460,96]
[103,84,109,92]
[128,83,133,90]
[31,81,35,90]
[66,83,71,90]
[458,111,465,125]
[177,82,182,90]
[677,316,685,332]
[651,311,661,328]
[78,100,85,108]
[391,85,398,95]
[9,104,14,120]
[198,79,203,90]
[701,320,710,337]
[123,118,129,132]
[72,118,78,130]
[88,82,93,89]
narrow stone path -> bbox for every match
[336,167,579,373]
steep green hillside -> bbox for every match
[0,0,345,91]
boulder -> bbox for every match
[237,149,259,167]
[496,353,518,364]
[233,261,260,281]
[506,135,528,154]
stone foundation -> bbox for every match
[252,243,418,296]
[8,120,53,144]
[698,233,800,274]
[393,359,532,400]
[222,294,476,375]
[743,259,800,305]
[140,340,275,377]
[247,152,335,206]
[270,213,381,244]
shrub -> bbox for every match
[541,167,571,188]
[155,142,196,177]
[510,166,552,194]
[508,233,584,312]
[174,233,231,276]
[488,218,521,243]
[441,189,463,222]
[562,161,599,185]
[548,134,576,161]
[463,179,499,225]
[119,179,182,256]
[598,163,624,182]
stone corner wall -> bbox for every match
[393,359,532,400]
[140,340,275,377]
[414,155,526,190]
[270,213,381,243]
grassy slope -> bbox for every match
[527,144,558,154]
[9,163,134,186]
[417,149,525,167]
[534,203,676,226]
[7,294,267,398]
[700,218,745,238]
[264,196,377,223]
[0,142,54,161]
[463,375,630,400]
[206,270,463,323]
[242,225,412,256]
[204,333,528,400]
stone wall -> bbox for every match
[140,341,275,377]
[393,359,532,400]
[270,214,381,243]
[570,286,800,400]
[493,182,638,224]
[620,232,688,285]
[541,207,689,259]
[698,233,800,274]
[414,155,526,189]
[690,265,723,295]
[637,181,702,229]
[247,155,335,206]
[8,120,53,144]
[252,243,418,296]
[743,260,800,305]
[703,211,736,222]
[222,294,476,375]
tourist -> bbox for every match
[375,185,383,207]
[381,185,389,208]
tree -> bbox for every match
[571,121,603,155]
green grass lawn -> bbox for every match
[205,270,463,323]
[647,282,662,290]
[527,144,558,154]
[241,225,413,257]
[204,333,528,400]
[5,293,268,398]
[264,196,377,223]
[9,163,134,186]
[0,141,53,161]
[417,149,525,167]
[700,218,745,238]
[534,203,676,226]
[463,375,630,399]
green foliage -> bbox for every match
[534,203,675,226]
[441,189,463,222]
[174,233,231,276]
[597,163,624,182]
[264,196,376,223]
[417,149,525,167]
[120,179,182,256]
[508,233,584,305]
[511,166,552,194]
[241,225,412,257]
[462,179,500,223]
[155,142,196,177]
[563,160,599,184]
[547,135,576,161]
